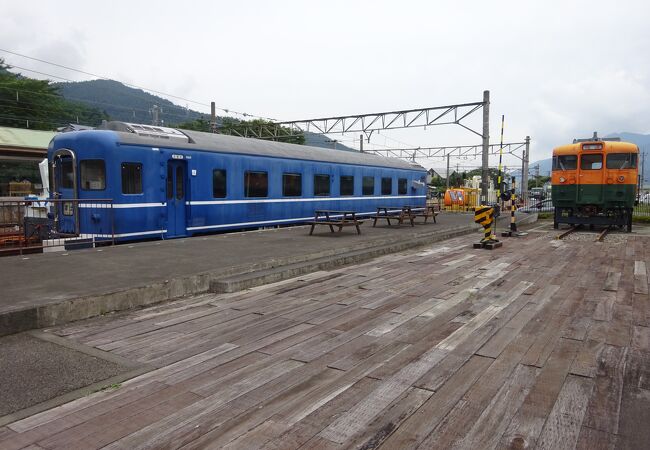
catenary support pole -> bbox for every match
[522,136,530,201]
[481,90,490,203]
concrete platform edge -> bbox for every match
[0,224,480,336]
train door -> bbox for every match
[578,153,604,204]
[166,160,187,237]
[51,150,78,234]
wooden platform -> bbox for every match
[1,227,649,449]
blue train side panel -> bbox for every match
[48,125,427,242]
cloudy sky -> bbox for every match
[2,0,649,171]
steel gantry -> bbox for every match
[220,91,503,201]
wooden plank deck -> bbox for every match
[2,227,650,449]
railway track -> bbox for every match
[556,226,577,240]
[556,225,612,242]
[595,226,611,242]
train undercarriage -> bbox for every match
[553,206,633,232]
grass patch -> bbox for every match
[633,216,650,223]
[537,213,553,219]
[92,382,122,394]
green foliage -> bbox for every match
[528,176,550,190]
[0,59,108,130]
[175,117,306,145]
[175,117,211,132]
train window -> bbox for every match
[398,178,407,195]
[606,153,637,169]
[580,154,602,170]
[552,155,577,171]
[166,166,173,199]
[362,176,375,195]
[283,173,302,197]
[314,174,330,196]
[244,171,268,197]
[80,160,105,191]
[59,159,74,189]
[176,166,184,199]
[340,176,354,196]
[121,163,143,194]
[212,169,227,198]
[381,177,392,195]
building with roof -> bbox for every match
[0,126,57,197]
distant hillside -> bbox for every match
[55,79,204,125]
[55,79,357,151]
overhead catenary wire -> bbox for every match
[0,48,275,121]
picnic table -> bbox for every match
[307,210,363,235]
[401,205,438,225]
[369,206,402,227]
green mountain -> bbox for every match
[54,79,202,125]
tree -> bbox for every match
[0,59,108,130]
[175,117,305,145]
[528,176,550,190]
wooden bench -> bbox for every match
[306,210,364,235]
[369,206,402,227]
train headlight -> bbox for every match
[559,177,566,183]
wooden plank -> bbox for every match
[36,390,202,449]
[317,345,448,443]
[617,349,650,449]
[631,325,650,350]
[477,284,559,358]
[536,375,595,450]
[592,291,617,322]
[634,260,648,294]
[261,378,380,450]
[452,364,538,449]
[340,386,432,449]
[101,359,303,450]
[603,271,621,292]
[498,338,581,450]
[365,298,441,337]
[575,426,619,450]
[378,355,493,449]
[570,339,605,379]
[582,345,628,434]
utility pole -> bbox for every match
[446,153,451,189]
[521,136,530,199]
[359,134,364,153]
[481,90,490,203]
[535,164,540,188]
[210,102,217,133]
[151,105,161,126]
[639,151,645,192]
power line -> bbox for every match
[0,48,275,121]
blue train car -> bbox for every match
[47,122,427,241]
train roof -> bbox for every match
[553,140,639,155]
[55,121,424,171]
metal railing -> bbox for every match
[0,198,115,256]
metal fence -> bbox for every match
[434,189,650,218]
[0,199,115,256]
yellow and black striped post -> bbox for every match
[510,177,517,232]
[474,205,498,246]
[502,176,527,238]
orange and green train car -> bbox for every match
[551,137,639,232]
